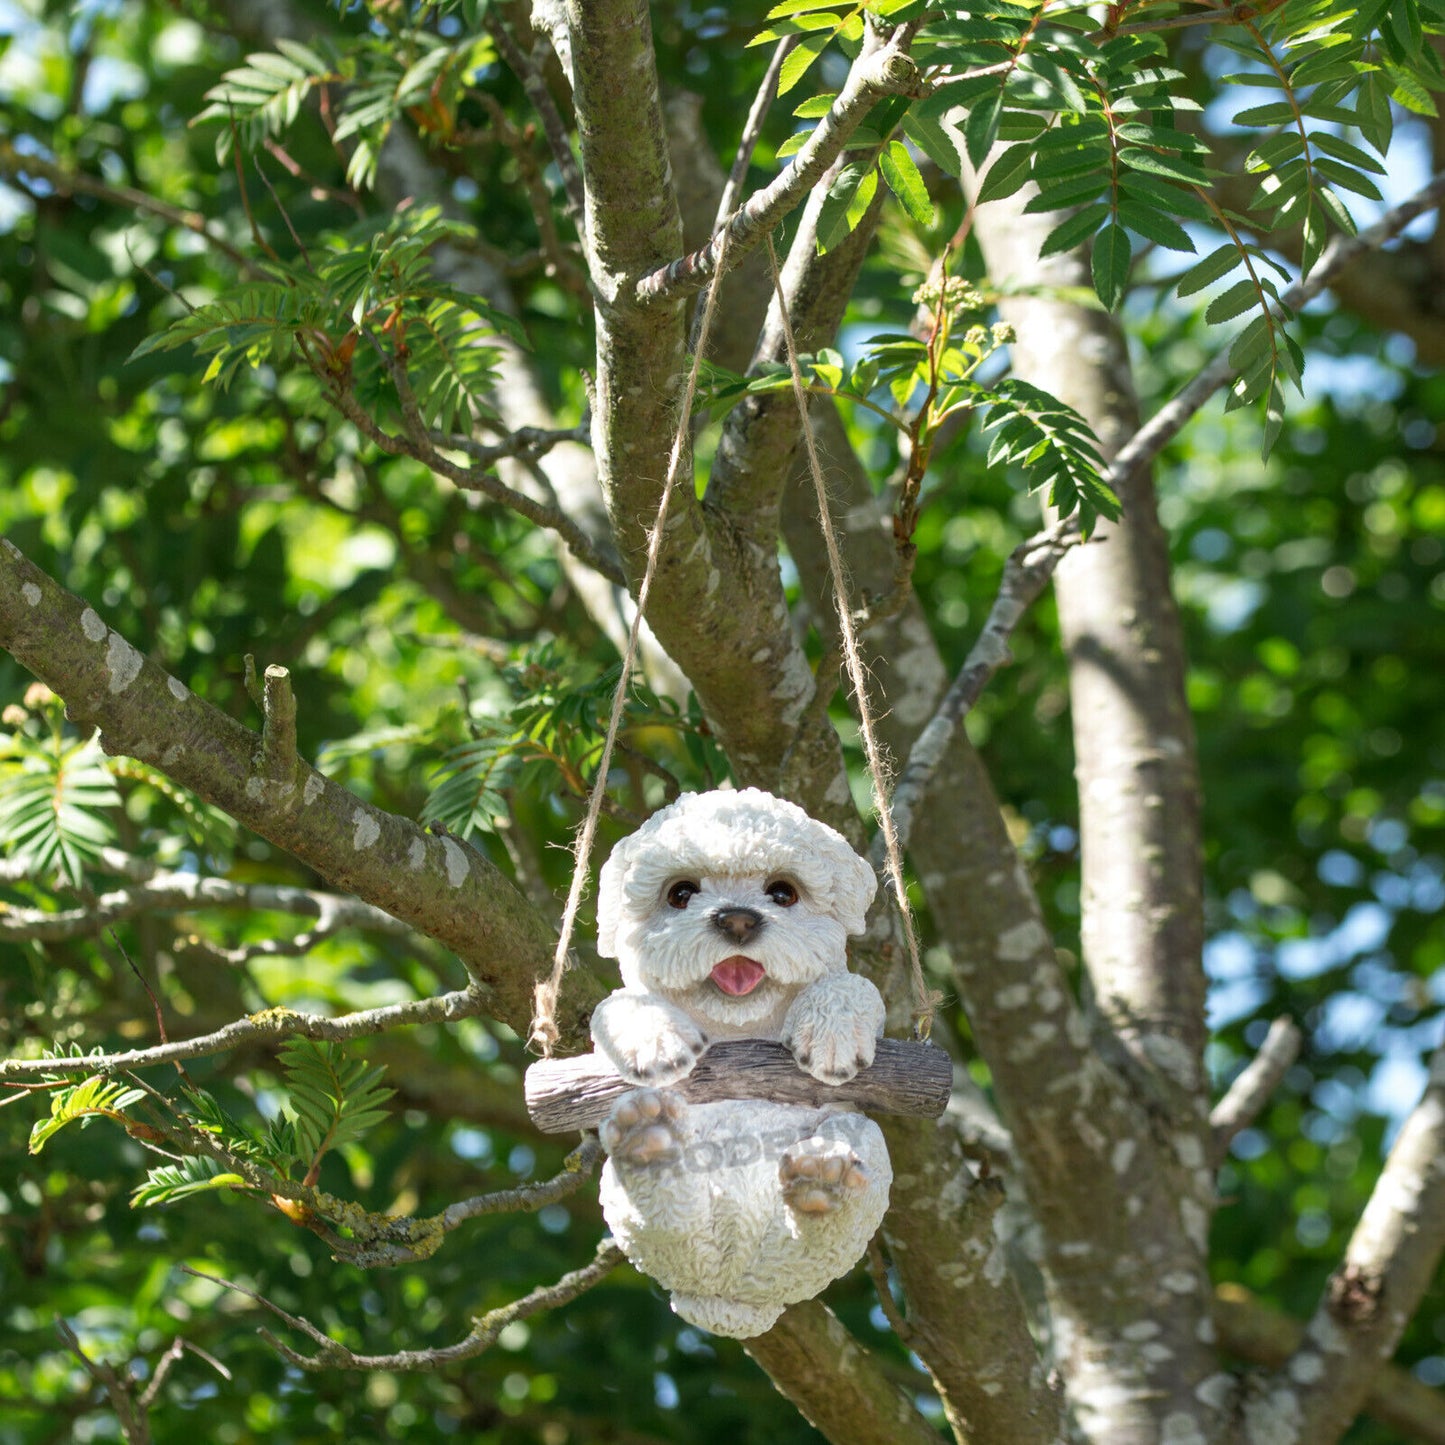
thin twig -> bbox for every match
[322,362,624,584]
[54,1318,147,1445]
[487,15,587,226]
[426,423,590,469]
[1209,1015,1302,1164]
[260,664,298,790]
[0,141,260,276]
[635,44,922,305]
[275,1138,607,1269]
[865,1233,916,1345]
[473,90,587,293]
[185,1237,625,1371]
[0,987,483,1078]
[712,37,798,238]
[1094,2,1277,39]
[884,517,1081,860]
[0,872,411,945]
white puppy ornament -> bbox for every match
[588,787,892,1338]
[524,788,952,1336]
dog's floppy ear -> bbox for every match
[595,835,636,959]
[819,831,878,936]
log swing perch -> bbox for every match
[521,219,950,1140]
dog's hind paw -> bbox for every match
[601,1088,685,1167]
[779,1137,870,1216]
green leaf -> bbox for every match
[1038,204,1110,258]
[132,1157,249,1208]
[778,29,833,96]
[976,144,1033,204]
[29,1075,146,1153]
[850,355,880,396]
[1177,243,1243,298]
[1313,158,1382,200]
[0,732,120,887]
[815,162,874,251]
[1301,204,1328,276]
[1092,223,1132,311]
[901,110,963,177]
[979,378,1116,537]
[765,0,844,16]
[793,91,838,118]
[1231,102,1301,127]
[1354,70,1394,152]
[879,141,935,225]
[278,1040,393,1167]
[1316,184,1359,236]
[1024,172,1110,215]
[1118,147,1209,185]
[1115,199,1195,253]
[964,90,1004,167]
[1308,131,1387,174]
[1204,278,1261,324]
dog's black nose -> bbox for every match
[712,907,763,943]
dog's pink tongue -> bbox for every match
[710,957,766,996]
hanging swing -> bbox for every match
[521,231,950,1339]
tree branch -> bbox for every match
[53,1318,148,1445]
[184,1238,625,1371]
[634,44,921,306]
[0,987,482,1079]
[486,13,586,226]
[0,538,606,1047]
[1209,1016,1303,1165]
[327,1137,606,1269]
[1109,169,1445,488]
[710,36,797,238]
[743,1299,944,1445]
[0,139,261,277]
[971,156,1220,1444]
[884,517,1082,858]
[778,406,1075,1439]
[523,1038,951,1133]
[322,365,625,586]
[1213,1283,1445,1445]
[1252,1043,1445,1444]
[976,158,1210,1115]
[0,870,410,946]
[882,1118,1067,1444]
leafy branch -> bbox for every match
[422,642,728,839]
[0,686,231,889]
[704,276,1117,540]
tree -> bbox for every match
[1,0,1443,1442]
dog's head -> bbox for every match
[596,789,877,1028]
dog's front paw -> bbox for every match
[601,1088,685,1166]
[592,993,709,1087]
[784,1015,876,1084]
[779,1137,870,1215]
[781,974,884,1084]
[621,1017,708,1087]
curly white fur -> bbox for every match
[591,789,892,1337]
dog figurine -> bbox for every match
[590,788,892,1338]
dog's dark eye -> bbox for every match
[667,881,700,909]
[765,880,799,907]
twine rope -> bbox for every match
[762,233,934,1040]
[528,230,733,1056]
